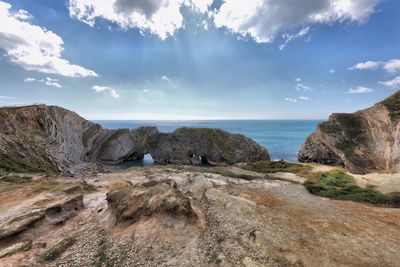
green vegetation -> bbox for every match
[181,166,260,180]
[319,121,341,134]
[1,175,33,183]
[241,161,312,175]
[304,170,400,208]
[42,236,77,261]
[381,91,400,120]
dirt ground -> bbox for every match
[0,166,399,266]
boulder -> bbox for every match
[298,91,400,174]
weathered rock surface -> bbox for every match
[1,168,400,266]
[0,105,267,174]
[149,128,270,165]
[0,105,158,173]
[299,91,400,174]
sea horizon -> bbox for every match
[95,119,322,162]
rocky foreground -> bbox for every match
[0,167,399,266]
[0,105,268,174]
[299,91,400,174]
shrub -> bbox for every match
[304,170,400,208]
[242,161,312,174]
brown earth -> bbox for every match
[1,167,399,266]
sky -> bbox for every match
[0,0,399,120]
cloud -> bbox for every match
[279,27,310,50]
[345,86,374,94]
[92,85,120,98]
[143,89,149,93]
[44,77,62,88]
[161,75,171,82]
[0,1,97,77]
[68,0,214,40]
[285,96,311,102]
[213,0,381,44]
[329,68,335,74]
[23,77,36,83]
[296,78,301,82]
[350,59,400,73]
[285,97,298,103]
[378,76,400,89]
[384,60,400,74]
[23,77,62,88]
[295,83,310,91]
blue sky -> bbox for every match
[0,0,399,119]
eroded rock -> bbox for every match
[149,128,270,165]
[106,179,197,224]
[299,91,400,174]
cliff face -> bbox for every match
[0,105,159,173]
[0,105,269,173]
[298,91,400,174]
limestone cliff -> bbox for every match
[0,105,269,173]
[298,91,400,174]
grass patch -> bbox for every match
[241,161,312,175]
[319,121,341,134]
[381,91,400,120]
[181,166,260,180]
[304,170,400,208]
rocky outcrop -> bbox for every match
[0,105,269,173]
[149,128,270,165]
[106,179,197,224]
[0,105,158,173]
[299,91,400,174]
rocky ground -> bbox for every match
[1,166,399,267]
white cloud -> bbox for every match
[213,0,381,44]
[279,27,310,50]
[345,86,374,94]
[295,83,310,91]
[384,60,400,74]
[143,89,149,93]
[285,97,298,103]
[68,0,214,40]
[349,60,382,70]
[296,78,301,82]
[299,96,311,100]
[379,76,400,89]
[23,77,36,82]
[0,1,97,77]
[329,68,335,74]
[92,85,120,98]
[23,77,62,88]
[350,59,400,74]
[161,75,171,82]
[44,77,61,88]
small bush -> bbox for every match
[304,170,400,208]
[242,161,312,175]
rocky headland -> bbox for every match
[299,91,400,174]
[0,105,269,175]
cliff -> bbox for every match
[0,105,269,174]
[298,91,400,174]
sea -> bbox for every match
[96,120,321,166]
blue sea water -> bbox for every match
[95,120,321,163]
